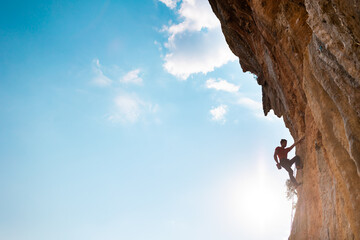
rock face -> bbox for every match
[208,0,360,239]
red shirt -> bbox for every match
[275,147,291,160]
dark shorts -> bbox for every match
[280,155,301,169]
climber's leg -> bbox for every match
[287,167,299,185]
[280,159,300,186]
[290,155,302,169]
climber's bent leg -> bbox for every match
[280,159,299,185]
[290,155,302,169]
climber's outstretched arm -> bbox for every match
[288,136,305,151]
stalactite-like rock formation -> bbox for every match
[208,0,360,239]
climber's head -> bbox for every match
[280,139,287,147]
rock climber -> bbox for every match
[274,137,305,187]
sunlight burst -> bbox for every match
[221,162,293,236]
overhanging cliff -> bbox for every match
[208,0,360,239]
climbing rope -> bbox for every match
[290,166,298,231]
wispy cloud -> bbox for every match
[235,96,278,121]
[160,0,236,79]
[159,0,179,9]
[206,78,240,92]
[107,93,159,124]
[204,76,277,122]
[236,97,262,111]
[210,104,228,123]
[89,59,159,124]
[91,58,113,87]
[121,69,143,85]
[91,59,144,87]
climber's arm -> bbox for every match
[288,136,305,151]
[273,149,279,164]
[274,149,281,170]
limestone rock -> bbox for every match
[208,0,360,239]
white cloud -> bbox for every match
[210,104,228,123]
[235,96,278,121]
[206,78,240,92]
[236,97,262,111]
[92,58,112,87]
[107,93,159,124]
[165,0,220,36]
[159,0,179,9]
[161,0,237,79]
[121,69,143,85]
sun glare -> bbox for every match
[234,180,281,227]
[221,162,293,237]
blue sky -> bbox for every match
[0,0,295,239]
